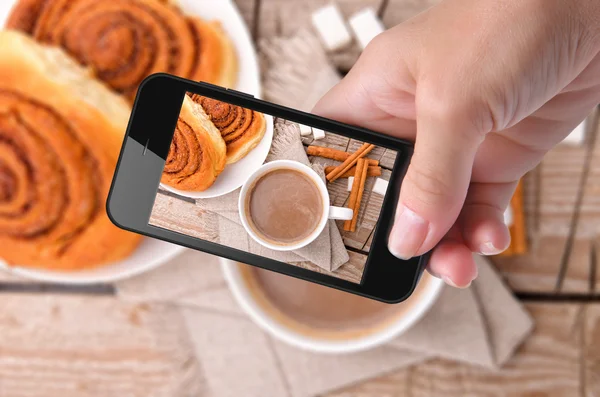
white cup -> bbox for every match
[221,258,445,354]
[238,160,353,251]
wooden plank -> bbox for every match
[494,236,588,294]
[347,139,397,169]
[306,135,397,251]
[309,154,392,251]
[149,193,216,242]
[493,141,590,293]
[574,111,600,292]
[328,303,584,397]
[554,110,599,293]
[340,169,390,251]
[303,131,351,152]
[585,304,600,396]
[522,169,540,246]
[149,190,372,282]
[0,294,204,397]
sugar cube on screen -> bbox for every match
[311,4,352,51]
[299,124,313,136]
[504,205,514,227]
[347,176,354,191]
[312,128,326,140]
[562,119,586,145]
[372,178,388,195]
[349,8,385,49]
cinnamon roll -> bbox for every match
[161,95,226,191]
[0,31,141,270]
[191,95,266,164]
[188,18,238,88]
[7,0,237,100]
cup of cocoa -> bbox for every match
[238,160,353,251]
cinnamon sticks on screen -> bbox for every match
[307,146,379,166]
[308,144,381,233]
[344,158,369,232]
[325,143,375,182]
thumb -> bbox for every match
[388,94,487,259]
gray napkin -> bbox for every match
[116,252,533,397]
[260,29,341,112]
[192,121,349,272]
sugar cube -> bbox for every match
[347,176,354,191]
[349,8,385,49]
[372,177,388,195]
[311,4,352,51]
[312,128,326,140]
[503,205,513,227]
[299,124,312,136]
[562,119,586,145]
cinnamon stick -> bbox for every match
[344,158,369,232]
[324,165,381,178]
[326,143,375,182]
[307,146,378,166]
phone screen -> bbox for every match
[148,92,398,284]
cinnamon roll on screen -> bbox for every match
[7,0,238,100]
[161,96,227,191]
[0,31,141,270]
[192,95,267,164]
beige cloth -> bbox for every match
[116,252,532,397]
[116,28,533,397]
[260,29,341,112]
[193,120,349,272]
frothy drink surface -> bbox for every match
[252,268,397,330]
[239,266,436,339]
[247,169,322,244]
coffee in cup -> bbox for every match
[245,168,323,245]
[238,160,353,251]
[238,264,440,341]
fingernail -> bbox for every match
[479,241,501,256]
[442,276,471,289]
[388,205,429,260]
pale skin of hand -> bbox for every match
[313,0,600,288]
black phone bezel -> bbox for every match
[107,73,430,303]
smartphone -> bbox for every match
[107,74,430,303]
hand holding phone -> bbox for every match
[108,74,430,302]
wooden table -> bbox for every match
[1,1,600,396]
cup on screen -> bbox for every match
[238,160,353,251]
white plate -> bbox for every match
[178,0,261,97]
[0,0,261,283]
[161,0,272,199]
[0,238,184,284]
[160,114,273,199]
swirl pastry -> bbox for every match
[161,95,226,191]
[191,95,267,164]
[188,19,238,88]
[0,31,141,270]
[7,0,237,99]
